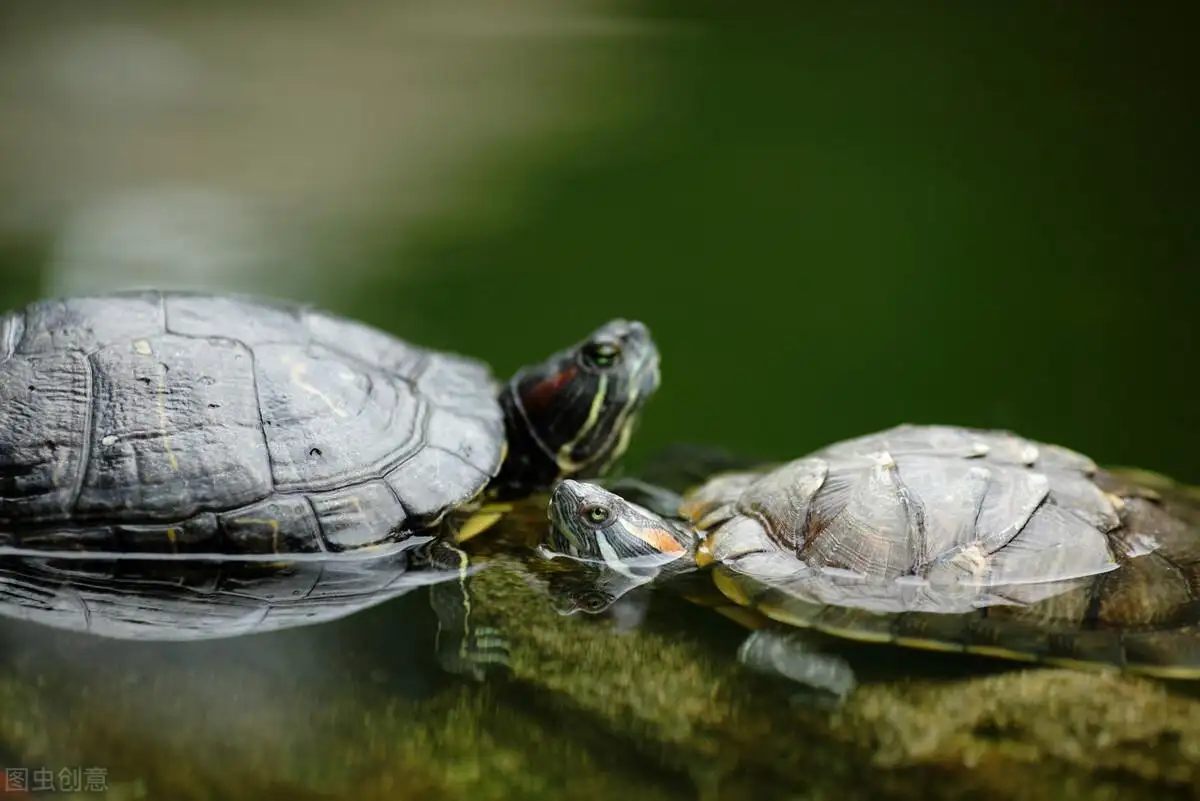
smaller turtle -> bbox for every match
[542,425,1200,700]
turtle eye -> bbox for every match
[580,503,611,526]
[581,340,622,369]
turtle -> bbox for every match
[0,289,660,677]
[540,424,1200,700]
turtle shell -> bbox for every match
[0,290,506,638]
[695,425,1200,677]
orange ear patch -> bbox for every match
[632,525,686,555]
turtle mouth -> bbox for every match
[547,479,584,530]
[633,349,661,396]
[621,322,660,384]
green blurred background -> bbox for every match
[2,1,1196,481]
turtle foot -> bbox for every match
[736,629,857,705]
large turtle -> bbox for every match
[0,289,660,676]
[541,424,1200,699]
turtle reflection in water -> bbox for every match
[541,425,1200,700]
[0,290,660,677]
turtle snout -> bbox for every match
[548,479,584,522]
[593,319,651,348]
[614,321,659,377]
[620,320,649,342]
[617,321,652,354]
[554,478,586,500]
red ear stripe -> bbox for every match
[523,365,579,413]
[635,526,687,555]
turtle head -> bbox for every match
[539,479,694,614]
[493,320,660,497]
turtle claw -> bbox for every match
[736,629,857,704]
[437,625,512,682]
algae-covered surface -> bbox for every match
[2,535,1199,801]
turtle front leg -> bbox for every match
[424,539,511,681]
[736,629,857,708]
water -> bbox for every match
[1,1,1197,799]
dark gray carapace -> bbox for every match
[0,290,508,553]
[0,290,511,639]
